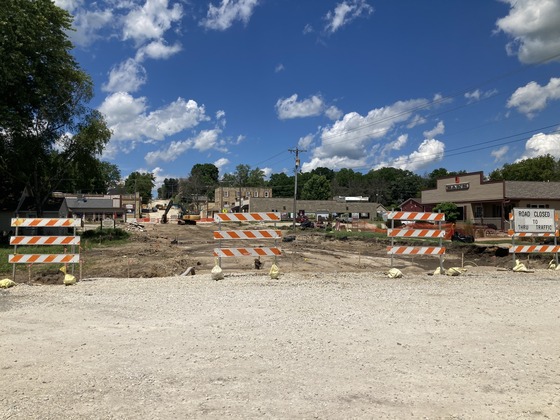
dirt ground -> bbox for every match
[9,220,533,284]
[2,269,559,419]
[2,222,560,419]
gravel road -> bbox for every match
[1,268,559,419]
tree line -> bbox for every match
[2,1,560,215]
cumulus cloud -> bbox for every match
[135,40,182,62]
[314,99,428,160]
[103,58,147,93]
[276,94,324,119]
[98,92,209,142]
[325,105,343,121]
[491,145,510,162]
[298,134,315,150]
[324,0,374,34]
[423,121,445,139]
[302,156,368,172]
[300,98,431,171]
[519,132,560,159]
[201,0,260,30]
[507,77,560,118]
[376,139,445,172]
[496,0,560,64]
[54,0,113,47]
[144,128,224,164]
[464,88,498,103]
[122,0,183,45]
[214,157,230,174]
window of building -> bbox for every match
[264,191,270,198]
[253,191,259,198]
[492,205,502,217]
[474,205,483,217]
[223,191,229,198]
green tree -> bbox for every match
[158,178,179,200]
[0,0,112,214]
[125,172,155,204]
[301,175,331,200]
[433,202,460,222]
[489,155,560,181]
[247,167,266,186]
[423,168,467,189]
[366,167,423,207]
[268,172,293,197]
[191,163,219,198]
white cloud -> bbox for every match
[377,139,445,172]
[144,129,221,164]
[519,132,560,159]
[144,128,224,164]
[54,0,81,11]
[135,40,182,62]
[103,58,147,93]
[388,134,407,151]
[464,88,498,103]
[214,157,230,174]
[325,105,343,121]
[406,114,426,129]
[275,64,285,73]
[491,145,509,161]
[99,92,209,142]
[303,24,314,35]
[301,98,431,171]
[123,0,183,45]
[423,121,445,139]
[496,0,560,64]
[302,156,367,172]
[298,134,315,149]
[201,0,260,31]
[507,77,560,117]
[54,0,114,47]
[314,98,429,160]
[324,0,373,34]
[262,167,272,178]
[276,94,324,119]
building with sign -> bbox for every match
[421,171,560,231]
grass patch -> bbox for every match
[0,228,130,277]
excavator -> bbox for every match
[160,200,174,224]
[160,199,198,225]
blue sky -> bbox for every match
[55,0,560,190]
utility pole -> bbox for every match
[289,147,306,232]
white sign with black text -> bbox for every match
[512,208,556,233]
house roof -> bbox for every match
[505,181,560,200]
[65,197,121,211]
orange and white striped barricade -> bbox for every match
[508,209,559,268]
[10,218,82,281]
[386,211,445,272]
[214,212,282,270]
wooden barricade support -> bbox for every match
[386,211,445,272]
[214,213,282,269]
[10,218,82,282]
[508,210,559,267]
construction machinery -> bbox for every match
[160,200,174,224]
[160,199,199,225]
[177,203,199,225]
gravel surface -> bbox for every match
[1,268,559,419]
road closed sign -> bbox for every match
[512,208,556,233]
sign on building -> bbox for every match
[512,208,555,233]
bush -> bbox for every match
[81,228,129,242]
